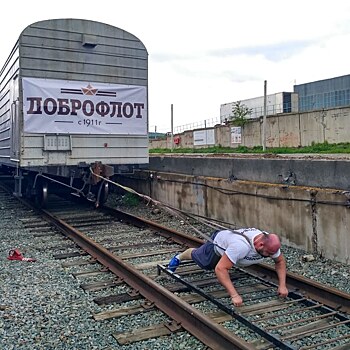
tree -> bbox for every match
[229,101,252,126]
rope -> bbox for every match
[89,167,228,241]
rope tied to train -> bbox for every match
[89,167,234,242]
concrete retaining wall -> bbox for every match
[117,171,350,264]
[149,155,350,190]
[150,106,350,149]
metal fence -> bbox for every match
[173,116,221,134]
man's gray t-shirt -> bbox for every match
[213,228,281,267]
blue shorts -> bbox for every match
[191,231,221,270]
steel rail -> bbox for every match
[158,264,298,350]
[99,205,204,247]
[1,183,349,349]
[36,207,255,350]
[247,263,350,314]
[100,205,350,314]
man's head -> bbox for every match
[255,232,281,257]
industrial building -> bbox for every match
[220,74,350,122]
[220,92,298,122]
[294,74,350,112]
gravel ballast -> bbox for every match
[0,193,349,350]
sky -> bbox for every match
[1,0,350,133]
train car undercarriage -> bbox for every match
[3,161,114,208]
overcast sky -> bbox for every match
[1,0,350,133]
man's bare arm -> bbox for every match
[273,254,288,297]
[215,254,243,306]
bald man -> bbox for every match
[167,228,288,307]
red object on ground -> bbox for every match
[7,249,36,262]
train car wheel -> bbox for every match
[96,181,109,207]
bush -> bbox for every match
[121,193,139,207]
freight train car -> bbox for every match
[0,19,148,206]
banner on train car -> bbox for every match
[22,78,147,135]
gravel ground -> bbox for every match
[0,199,204,350]
[1,192,349,350]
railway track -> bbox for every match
[1,182,350,349]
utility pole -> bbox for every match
[170,104,174,152]
[262,80,267,151]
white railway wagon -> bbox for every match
[0,18,148,206]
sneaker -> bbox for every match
[168,254,180,272]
